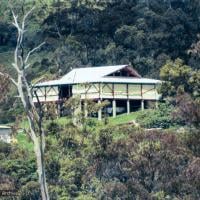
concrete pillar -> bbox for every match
[112,99,116,118]
[155,101,158,109]
[58,103,62,117]
[84,101,88,118]
[127,100,130,115]
[98,100,102,121]
[141,99,144,111]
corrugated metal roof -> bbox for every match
[34,80,61,87]
[60,65,128,83]
[100,77,161,84]
[35,65,161,86]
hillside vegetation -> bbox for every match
[1,111,200,199]
[1,0,200,75]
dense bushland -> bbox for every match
[0,121,200,199]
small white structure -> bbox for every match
[32,64,162,119]
[0,125,12,143]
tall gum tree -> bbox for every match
[0,8,49,200]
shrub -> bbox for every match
[0,141,12,156]
[136,103,175,129]
[75,194,96,200]
[46,121,61,137]
[179,128,200,157]
[97,127,113,151]
[19,181,41,200]
[84,129,197,199]
[46,157,60,184]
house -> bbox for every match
[0,125,12,143]
[32,64,161,120]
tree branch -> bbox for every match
[11,10,21,71]
[0,72,17,87]
[22,7,35,30]
[12,63,21,73]
[25,42,45,64]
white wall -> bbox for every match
[72,83,160,100]
[0,128,11,143]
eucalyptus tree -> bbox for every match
[0,8,49,200]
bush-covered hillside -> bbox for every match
[1,0,200,77]
[1,117,200,199]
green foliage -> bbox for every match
[97,127,113,151]
[16,132,34,151]
[1,117,200,199]
[152,191,170,200]
[46,157,60,184]
[1,158,37,187]
[160,58,200,98]
[160,59,192,96]
[46,121,61,137]
[100,181,129,199]
[57,122,80,150]
[19,181,41,200]
[1,0,200,76]
[160,59,200,128]
[84,128,199,199]
[0,141,12,157]
[58,157,88,198]
[173,94,200,128]
[0,146,37,190]
[75,194,96,200]
[136,103,175,129]
[108,112,138,125]
[178,127,200,157]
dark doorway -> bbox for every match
[59,85,72,99]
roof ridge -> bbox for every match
[71,64,128,70]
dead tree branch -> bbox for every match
[0,7,49,200]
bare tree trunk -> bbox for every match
[0,7,50,200]
[17,74,49,200]
[35,138,49,200]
